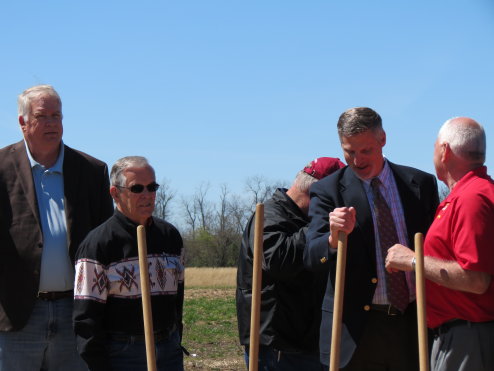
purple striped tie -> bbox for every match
[371,177,409,313]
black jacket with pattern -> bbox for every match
[73,210,184,371]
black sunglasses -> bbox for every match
[116,182,160,194]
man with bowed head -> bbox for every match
[237,156,345,371]
[0,85,113,370]
[305,107,439,370]
[73,156,185,371]
[386,117,494,371]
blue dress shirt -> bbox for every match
[26,141,74,292]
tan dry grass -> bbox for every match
[185,267,237,288]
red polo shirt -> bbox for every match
[425,166,494,328]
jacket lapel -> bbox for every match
[11,141,41,226]
[339,168,376,253]
[62,145,80,247]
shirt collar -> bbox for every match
[114,209,154,229]
[25,140,65,174]
[447,166,490,199]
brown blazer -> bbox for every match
[0,141,114,331]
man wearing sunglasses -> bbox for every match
[0,85,114,370]
[73,156,185,371]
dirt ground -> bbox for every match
[185,357,244,370]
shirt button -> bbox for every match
[364,305,371,311]
[371,278,378,284]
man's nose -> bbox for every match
[353,154,364,167]
[141,188,156,195]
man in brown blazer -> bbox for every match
[0,85,114,370]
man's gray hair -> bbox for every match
[18,85,62,121]
[292,170,319,193]
[337,107,384,138]
[438,118,486,164]
[110,156,154,186]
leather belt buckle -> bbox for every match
[37,290,73,301]
[371,304,401,316]
[386,304,400,316]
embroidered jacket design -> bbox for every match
[74,253,184,303]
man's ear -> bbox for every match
[377,130,386,147]
[19,115,26,132]
[109,186,119,202]
[441,143,451,163]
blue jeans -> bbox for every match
[108,329,183,371]
[244,345,323,371]
[0,297,87,371]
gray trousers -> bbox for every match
[431,320,494,371]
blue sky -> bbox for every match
[1,1,493,210]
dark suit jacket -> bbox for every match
[304,161,439,368]
[0,141,114,331]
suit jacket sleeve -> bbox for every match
[304,178,338,272]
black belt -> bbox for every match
[370,304,402,316]
[37,290,73,301]
[108,330,170,343]
[432,319,478,337]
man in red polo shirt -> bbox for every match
[385,117,494,371]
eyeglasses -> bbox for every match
[116,182,160,194]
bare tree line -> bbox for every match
[153,176,287,267]
[154,174,446,267]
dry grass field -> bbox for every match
[183,267,244,370]
[185,267,237,288]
